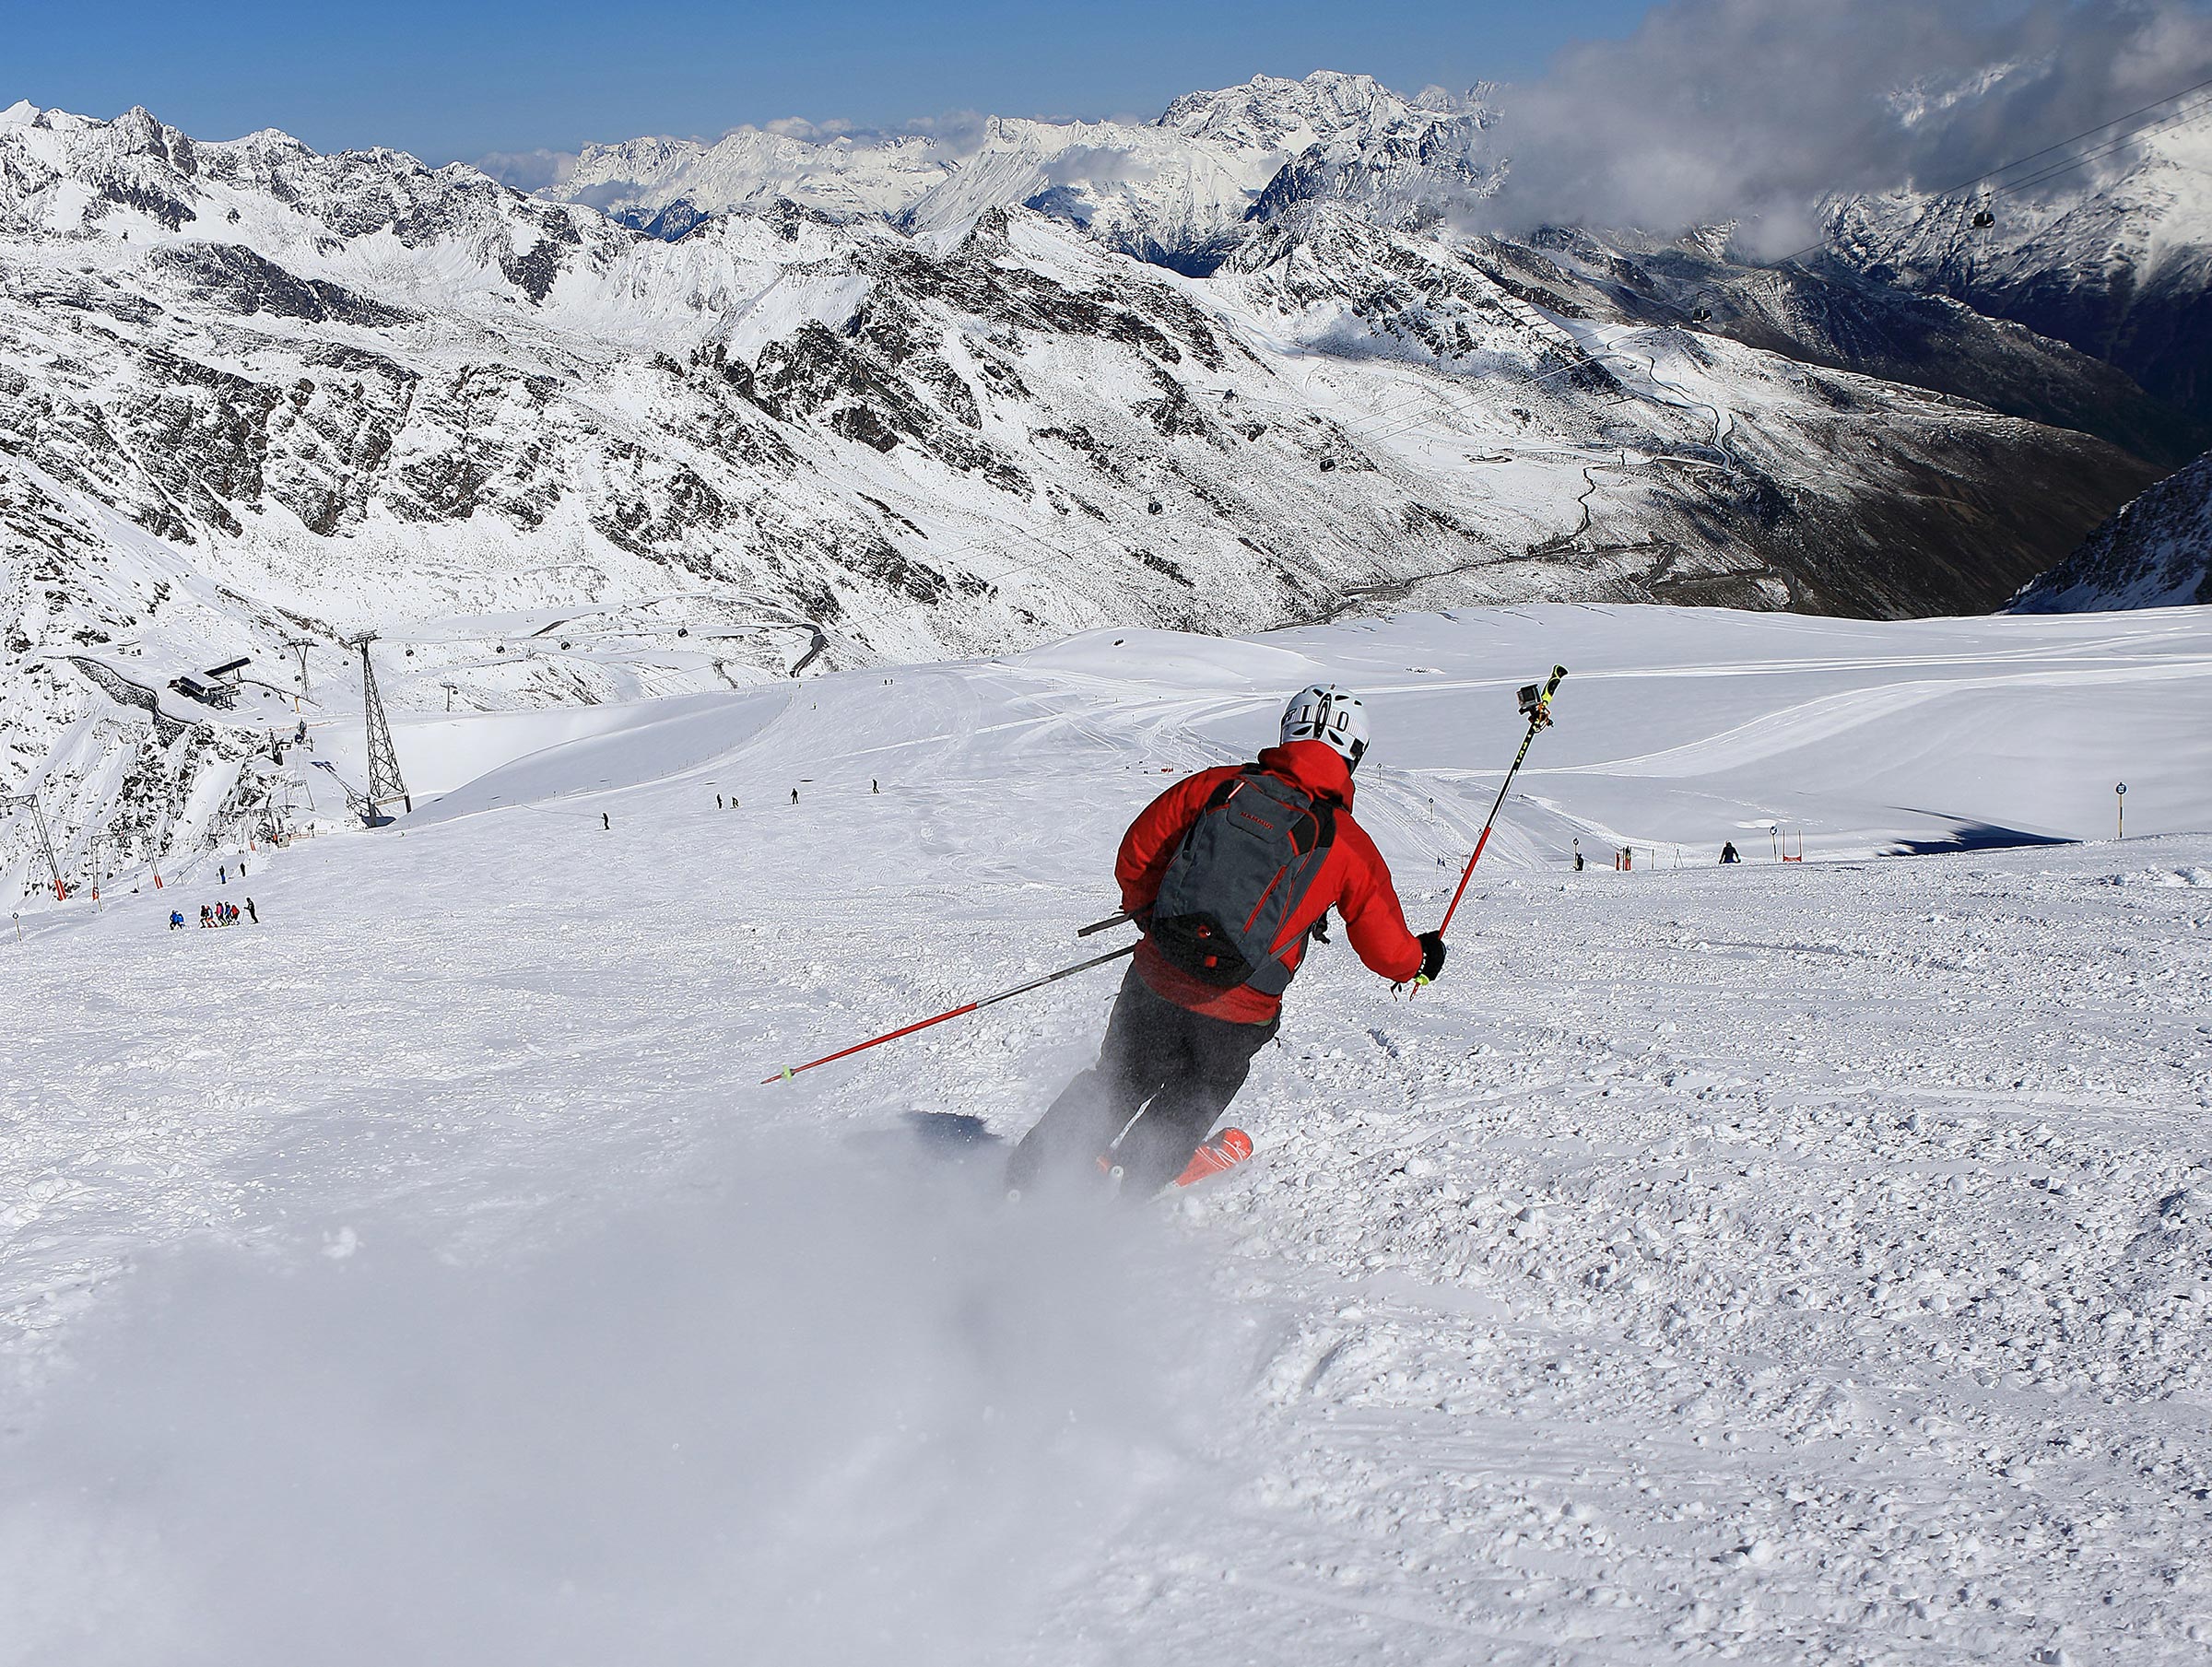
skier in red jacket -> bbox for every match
[1007,685,1445,1199]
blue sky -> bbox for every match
[5,0,1655,162]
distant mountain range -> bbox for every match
[547,74,1489,260]
[531,70,2212,440]
[0,70,2202,885]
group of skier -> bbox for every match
[708,784,882,812]
[173,898,256,929]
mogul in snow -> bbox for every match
[1007,686,1444,1198]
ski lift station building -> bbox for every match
[169,657,251,709]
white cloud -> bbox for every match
[474,147,578,192]
[1471,0,2212,246]
[759,115,860,143]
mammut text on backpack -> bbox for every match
[1148,769,1335,993]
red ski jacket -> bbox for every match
[1116,740,1424,1023]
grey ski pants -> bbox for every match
[1006,965,1276,1198]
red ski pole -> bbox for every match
[762,942,1136,1085]
[1435,665,1567,941]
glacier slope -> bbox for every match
[2,604,2210,1663]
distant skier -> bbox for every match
[1572,838,1584,873]
[791,788,799,805]
[872,779,879,795]
[1720,841,1741,864]
[1007,685,1442,1200]
[218,864,227,884]
[169,910,183,931]
[717,794,724,809]
[245,898,258,924]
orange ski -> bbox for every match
[1173,1127,1253,1187]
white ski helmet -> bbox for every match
[1279,684,1371,771]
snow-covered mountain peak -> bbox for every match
[571,133,689,179]
[0,102,641,319]
[105,104,176,158]
[1155,69,1453,152]
[898,111,1279,253]
[559,124,952,229]
[537,70,1493,261]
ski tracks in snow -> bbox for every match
[1090,851,2212,1663]
[4,606,2211,1664]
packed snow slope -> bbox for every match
[2014,447,2212,613]
[4,604,2210,1665]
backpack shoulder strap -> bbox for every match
[1312,796,1338,851]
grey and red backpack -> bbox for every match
[1148,769,1335,994]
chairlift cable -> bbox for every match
[1923,71,2212,199]
[1981,90,2212,199]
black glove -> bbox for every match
[1417,931,1447,984]
[1309,911,1332,945]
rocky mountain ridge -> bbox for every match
[2013,450,2212,612]
[528,69,2212,440]
[559,127,950,234]
[0,95,2168,892]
